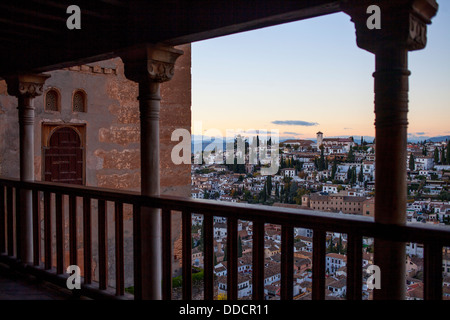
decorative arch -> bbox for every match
[72,89,87,113]
[44,88,61,112]
[43,126,84,185]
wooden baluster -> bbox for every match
[347,234,363,300]
[227,216,238,300]
[6,187,13,256]
[0,185,5,254]
[312,229,326,300]
[424,243,443,300]
[69,195,77,267]
[44,192,51,270]
[161,208,172,300]
[132,203,142,300]
[252,220,265,300]
[281,224,294,300]
[15,187,21,259]
[32,189,40,266]
[203,214,214,300]
[182,210,192,300]
[83,197,92,284]
[98,199,107,290]
[115,201,124,296]
[55,193,64,274]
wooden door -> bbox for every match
[44,126,84,185]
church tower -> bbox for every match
[317,131,323,150]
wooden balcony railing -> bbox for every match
[1,177,450,300]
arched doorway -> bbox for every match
[43,126,84,185]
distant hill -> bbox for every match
[425,136,450,143]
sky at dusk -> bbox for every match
[191,2,450,142]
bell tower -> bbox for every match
[316,131,323,150]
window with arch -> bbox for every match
[72,89,87,112]
[44,88,60,112]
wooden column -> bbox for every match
[343,0,438,299]
[121,44,183,300]
[373,46,410,299]
[6,74,50,263]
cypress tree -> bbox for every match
[441,147,446,165]
[446,141,450,165]
[266,175,272,195]
[409,153,415,171]
[347,146,355,162]
[319,145,325,171]
[358,166,364,183]
[434,148,440,164]
[331,159,337,180]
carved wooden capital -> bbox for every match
[6,73,51,98]
[149,61,176,82]
[342,0,438,53]
[120,44,183,84]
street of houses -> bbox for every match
[189,134,450,299]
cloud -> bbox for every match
[271,120,319,126]
[415,132,426,135]
[343,127,352,130]
[283,131,302,136]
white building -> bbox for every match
[316,131,356,153]
[326,253,347,274]
[406,242,424,258]
[217,274,252,299]
[281,168,296,178]
[214,223,228,239]
[415,156,434,170]
[191,188,204,199]
[322,184,338,194]
[327,278,347,297]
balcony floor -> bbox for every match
[0,263,85,300]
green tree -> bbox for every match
[351,166,357,184]
[409,153,415,171]
[294,187,309,205]
[266,175,273,195]
[318,145,325,171]
[337,235,343,254]
[260,184,267,202]
[358,166,364,183]
[327,239,335,253]
[347,146,355,162]
[446,141,450,165]
[434,148,440,164]
[441,147,446,165]
[238,236,243,258]
[331,159,338,180]
[283,182,290,203]
[288,182,298,204]
[280,184,285,203]
[243,190,251,202]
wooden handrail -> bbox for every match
[1,177,450,300]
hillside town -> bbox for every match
[189,132,450,300]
